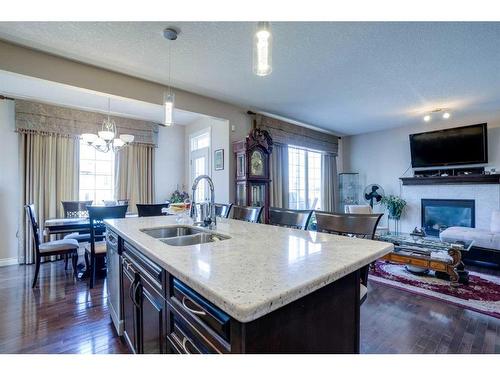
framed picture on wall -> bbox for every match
[214,149,224,171]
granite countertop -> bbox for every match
[105,216,393,322]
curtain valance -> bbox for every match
[15,99,158,146]
[255,114,338,155]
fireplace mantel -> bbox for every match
[400,174,500,186]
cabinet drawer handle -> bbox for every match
[129,280,136,305]
[182,296,206,316]
[123,258,132,271]
[181,337,199,354]
[132,281,142,308]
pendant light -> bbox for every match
[163,27,178,126]
[81,97,134,153]
[253,22,272,76]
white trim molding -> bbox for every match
[0,257,18,267]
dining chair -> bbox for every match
[136,203,170,217]
[62,200,94,270]
[25,204,80,288]
[85,205,128,289]
[314,211,383,304]
[61,200,93,218]
[268,207,313,230]
[229,205,263,223]
[214,203,233,219]
[344,204,372,214]
[344,204,389,233]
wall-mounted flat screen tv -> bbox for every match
[409,123,488,168]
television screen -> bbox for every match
[409,123,488,168]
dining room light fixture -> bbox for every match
[163,27,179,126]
[81,98,134,153]
[253,22,272,76]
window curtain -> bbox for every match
[321,153,338,212]
[16,99,158,145]
[255,114,339,155]
[269,143,289,208]
[18,131,79,264]
[114,143,155,213]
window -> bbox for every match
[191,131,210,151]
[79,140,115,204]
[288,146,322,210]
[189,130,210,203]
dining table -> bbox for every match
[43,213,138,237]
[43,213,138,279]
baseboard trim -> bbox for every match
[0,257,18,267]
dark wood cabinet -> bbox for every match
[140,277,165,354]
[121,243,166,354]
[122,257,138,353]
[118,238,360,354]
[233,127,273,222]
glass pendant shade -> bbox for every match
[164,92,175,126]
[253,22,272,76]
[82,133,98,143]
[120,134,135,144]
[98,130,115,141]
[113,138,125,148]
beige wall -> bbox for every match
[155,125,186,202]
[0,99,19,265]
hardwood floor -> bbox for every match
[0,260,498,354]
[361,270,500,354]
[0,260,128,354]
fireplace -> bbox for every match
[421,199,475,237]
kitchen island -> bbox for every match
[104,216,393,354]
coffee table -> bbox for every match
[376,233,474,286]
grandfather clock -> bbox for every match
[233,126,273,223]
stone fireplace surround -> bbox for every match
[399,184,500,235]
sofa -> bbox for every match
[440,210,500,268]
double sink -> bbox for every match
[140,225,230,246]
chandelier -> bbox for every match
[81,98,134,153]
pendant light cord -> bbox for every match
[168,40,172,96]
[107,97,111,121]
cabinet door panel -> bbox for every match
[122,264,137,353]
[140,282,164,354]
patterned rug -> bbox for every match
[369,261,500,319]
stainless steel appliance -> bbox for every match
[106,230,123,335]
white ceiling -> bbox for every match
[0,70,204,125]
[1,22,500,135]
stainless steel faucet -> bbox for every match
[190,175,216,229]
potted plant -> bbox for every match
[169,189,189,204]
[381,195,407,234]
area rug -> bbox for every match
[368,261,500,319]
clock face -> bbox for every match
[250,150,265,176]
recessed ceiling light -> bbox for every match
[442,112,451,119]
[423,114,431,122]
